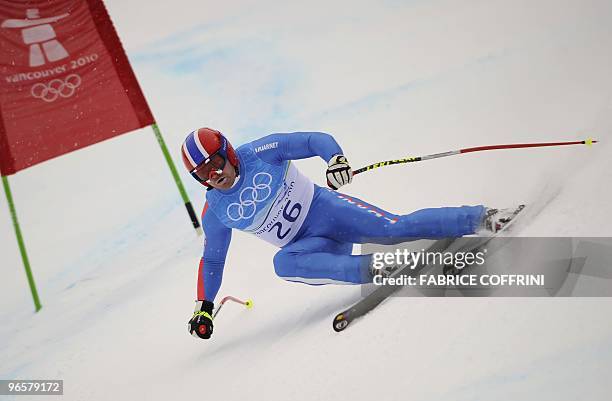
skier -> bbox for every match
[183,128,515,339]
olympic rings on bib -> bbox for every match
[226,172,273,221]
[31,74,82,103]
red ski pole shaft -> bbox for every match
[353,138,597,176]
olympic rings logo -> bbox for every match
[227,173,273,221]
[31,74,82,102]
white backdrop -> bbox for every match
[1,1,611,400]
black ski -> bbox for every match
[332,238,456,332]
[332,205,527,332]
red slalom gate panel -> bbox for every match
[0,0,153,175]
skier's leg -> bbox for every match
[303,187,485,244]
[273,236,371,285]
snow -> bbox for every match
[1,0,612,400]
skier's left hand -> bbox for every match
[326,154,353,190]
[188,300,214,339]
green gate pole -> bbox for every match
[2,175,41,312]
[151,123,202,235]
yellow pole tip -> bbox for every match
[245,300,253,309]
[585,138,594,146]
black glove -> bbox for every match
[326,154,353,190]
[188,300,214,339]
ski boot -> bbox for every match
[477,205,525,235]
[370,264,400,279]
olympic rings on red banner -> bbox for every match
[30,74,81,102]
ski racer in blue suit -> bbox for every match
[182,128,487,339]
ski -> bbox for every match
[332,205,526,332]
[332,238,456,332]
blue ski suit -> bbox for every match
[196,132,484,301]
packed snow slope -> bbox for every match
[1,1,612,400]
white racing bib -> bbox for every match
[244,163,314,247]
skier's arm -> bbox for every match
[253,132,354,189]
[197,203,232,302]
[252,132,344,164]
[188,203,230,340]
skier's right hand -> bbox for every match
[188,300,214,339]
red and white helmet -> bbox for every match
[181,128,239,186]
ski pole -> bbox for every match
[212,295,253,320]
[354,138,598,176]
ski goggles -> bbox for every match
[190,153,227,183]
